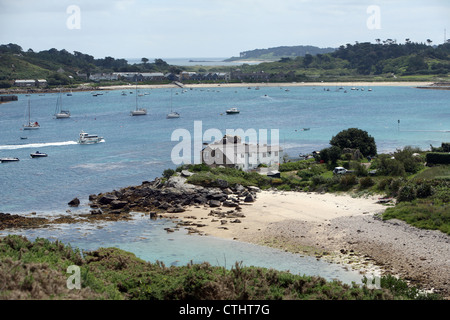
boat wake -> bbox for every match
[0,141,78,150]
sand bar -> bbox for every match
[165,190,450,297]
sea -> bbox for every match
[0,85,448,285]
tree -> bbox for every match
[303,54,313,67]
[141,57,149,64]
[320,146,342,165]
[330,128,377,157]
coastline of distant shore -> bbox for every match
[0,81,440,95]
[99,81,435,91]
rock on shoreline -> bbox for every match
[87,175,259,217]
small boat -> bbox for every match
[20,137,28,140]
[166,89,179,118]
[54,90,70,119]
[303,128,310,131]
[30,151,48,158]
[23,99,40,130]
[130,82,147,116]
[0,157,19,163]
[226,107,240,114]
[167,111,180,119]
[67,90,73,96]
[78,131,104,144]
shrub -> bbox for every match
[426,153,450,165]
[162,168,176,179]
[415,181,434,198]
[390,178,405,196]
[397,185,417,202]
[359,177,375,189]
[393,147,423,173]
[377,155,406,176]
[338,175,357,190]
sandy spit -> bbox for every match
[164,190,450,297]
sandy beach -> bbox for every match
[98,81,435,91]
[165,190,450,297]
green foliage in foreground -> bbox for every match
[0,235,441,300]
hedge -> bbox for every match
[426,153,450,165]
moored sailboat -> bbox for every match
[130,82,147,116]
[54,90,71,119]
[23,99,40,130]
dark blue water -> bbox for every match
[0,85,448,284]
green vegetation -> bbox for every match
[0,235,441,300]
[0,43,177,86]
[2,40,449,88]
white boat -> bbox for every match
[130,83,147,116]
[167,111,180,119]
[23,99,40,130]
[54,91,70,119]
[30,151,48,158]
[166,89,180,118]
[1,157,19,163]
[78,131,104,144]
[226,107,240,114]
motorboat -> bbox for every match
[0,157,19,163]
[78,131,104,144]
[226,107,240,114]
[30,151,48,158]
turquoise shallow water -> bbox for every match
[0,85,448,283]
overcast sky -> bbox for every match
[0,0,448,59]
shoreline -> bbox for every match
[164,189,450,297]
[0,81,436,95]
[1,177,449,297]
[99,81,435,91]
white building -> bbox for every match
[14,79,36,87]
[201,135,282,172]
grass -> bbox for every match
[382,200,450,235]
[412,165,450,180]
[0,235,442,300]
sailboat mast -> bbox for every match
[28,98,31,124]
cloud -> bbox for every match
[0,0,448,58]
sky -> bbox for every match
[0,0,448,59]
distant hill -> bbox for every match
[0,43,176,87]
[225,45,336,61]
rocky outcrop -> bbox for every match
[87,174,260,216]
[68,198,80,207]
